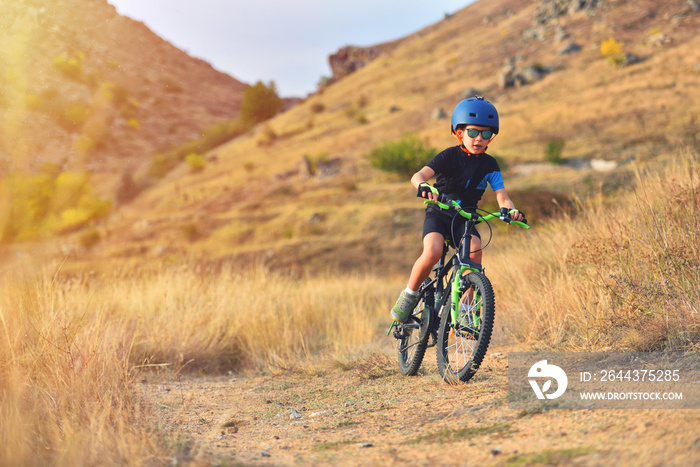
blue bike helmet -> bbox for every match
[450,96,499,134]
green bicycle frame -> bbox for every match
[437,199,529,330]
[450,264,480,329]
[387,196,530,336]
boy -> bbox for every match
[391,96,524,322]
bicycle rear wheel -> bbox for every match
[436,272,494,384]
[396,280,434,376]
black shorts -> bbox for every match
[422,208,480,247]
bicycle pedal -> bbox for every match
[386,320,399,336]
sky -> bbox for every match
[107,0,474,97]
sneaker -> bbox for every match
[391,290,419,322]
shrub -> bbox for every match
[0,171,111,242]
[74,134,96,156]
[63,103,91,130]
[600,38,625,66]
[185,153,206,173]
[366,133,436,178]
[239,80,283,125]
[303,153,329,176]
[317,76,332,90]
[544,139,566,165]
[181,222,200,241]
[146,119,251,179]
[340,178,358,192]
[52,53,83,80]
[78,227,101,249]
[310,102,325,114]
[148,153,174,179]
[25,93,42,110]
[257,124,277,147]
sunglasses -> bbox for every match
[464,128,495,139]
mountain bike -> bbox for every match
[389,193,529,383]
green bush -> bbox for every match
[148,153,175,179]
[185,153,206,173]
[367,133,436,178]
[545,139,566,165]
[0,171,111,242]
[147,119,251,179]
[239,81,283,125]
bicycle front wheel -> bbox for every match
[436,272,495,384]
[396,281,434,376]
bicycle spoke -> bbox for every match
[437,272,495,384]
[395,280,434,376]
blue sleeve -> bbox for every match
[488,171,504,191]
[475,171,504,191]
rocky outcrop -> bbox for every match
[523,0,602,42]
[497,58,552,89]
[328,39,403,82]
[535,0,602,25]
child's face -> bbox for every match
[458,125,494,154]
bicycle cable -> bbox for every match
[449,205,495,256]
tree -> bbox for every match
[239,80,283,125]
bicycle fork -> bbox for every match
[450,259,483,331]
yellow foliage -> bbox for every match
[51,53,84,79]
[0,171,111,242]
[185,152,206,173]
[25,93,42,110]
[600,37,625,66]
[74,134,95,155]
[100,81,115,102]
[64,103,91,128]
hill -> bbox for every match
[41,0,699,273]
[1,1,699,464]
[2,0,700,270]
[0,0,247,175]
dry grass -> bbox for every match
[2,1,700,462]
[0,258,398,465]
[2,151,699,463]
[0,263,161,466]
[490,150,700,351]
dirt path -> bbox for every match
[141,346,700,466]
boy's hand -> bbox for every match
[416,182,438,201]
[510,209,525,222]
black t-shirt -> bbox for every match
[426,145,504,212]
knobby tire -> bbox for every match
[397,280,434,376]
[436,272,495,384]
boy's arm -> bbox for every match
[494,188,524,222]
[411,166,435,189]
[411,166,437,201]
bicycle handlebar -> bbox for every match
[426,193,531,229]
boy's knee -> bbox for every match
[421,245,442,263]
